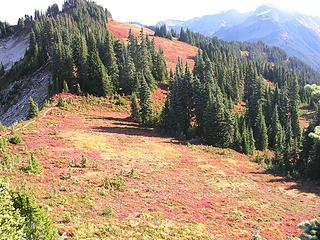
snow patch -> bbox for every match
[256,9,272,17]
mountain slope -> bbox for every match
[108,20,198,70]
[158,5,320,73]
[158,10,249,36]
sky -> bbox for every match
[0,0,319,25]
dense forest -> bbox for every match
[0,0,168,97]
[159,27,320,179]
[1,0,319,181]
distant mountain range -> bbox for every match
[157,5,320,73]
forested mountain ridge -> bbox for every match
[158,5,320,74]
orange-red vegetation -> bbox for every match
[151,84,168,111]
[232,101,246,114]
[2,96,320,239]
[108,21,199,71]
[300,117,310,129]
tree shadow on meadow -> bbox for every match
[90,116,161,138]
[250,170,320,197]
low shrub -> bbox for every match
[8,135,23,144]
[81,156,88,168]
[101,177,124,190]
[28,97,39,119]
[0,122,5,131]
[23,153,42,174]
[57,97,66,108]
[101,204,113,217]
[0,152,21,171]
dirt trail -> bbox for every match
[2,98,319,239]
[0,94,72,139]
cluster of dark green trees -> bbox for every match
[0,21,14,38]
[178,28,320,84]
[298,109,320,179]
[154,25,174,40]
[1,0,168,98]
[0,16,33,39]
[163,49,302,158]
[167,27,320,179]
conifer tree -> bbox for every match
[122,52,137,93]
[268,105,284,152]
[101,32,119,89]
[193,76,207,134]
[130,93,141,122]
[136,29,155,88]
[248,127,256,154]
[233,117,242,152]
[72,33,88,89]
[87,34,112,96]
[138,73,153,125]
[0,63,4,77]
[254,101,268,151]
[63,80,69,92]
[28,97,39,119]
[203,87,233,148]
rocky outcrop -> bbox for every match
[0,30,29,71]
[0,67,51,126]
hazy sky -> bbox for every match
[1,0,320,25]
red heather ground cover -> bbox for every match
[2,95,319,239]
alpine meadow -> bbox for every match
[0,0,319,239]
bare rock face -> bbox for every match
[0,67,51,127]
[0,31,29,71]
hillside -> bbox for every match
[158,5,320,73]
[0,1,320,239]
[108,20,198,70]
[1,96,319,239]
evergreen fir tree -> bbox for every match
[138,73,153,125]
[63,80,69,92]
[268,105,284,152]
[203,87,233,148]
[130,93,141,122]
[28,97,39,119]
[0,63,4,77]
[87,34,112,96]
[101,31,119,89]
[254,101,268,151]
[72,33,88,90]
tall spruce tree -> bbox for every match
[203,86,233,148]
[87,34,112,96]
[101,32,119,89]
[28,97,39,120]
[268,105,284,152]
[0,63,4,77]
[138,73,153,125]
[130,92,141,122]
[254,101,268,151]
